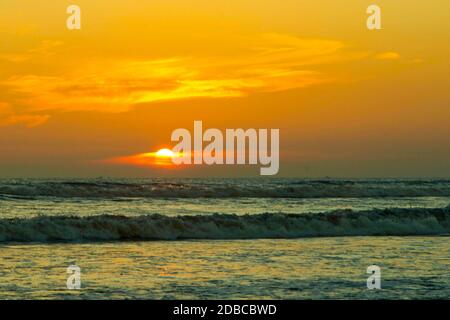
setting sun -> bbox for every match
[155,148,175,158]
[104,148,182,168]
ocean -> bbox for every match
[0,178,449,299]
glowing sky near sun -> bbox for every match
[0,0,449,177]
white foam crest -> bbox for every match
[0,207,449,243]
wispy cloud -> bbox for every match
[102,152,176,167]
[0,102,49,128]
[375,51,401,60]
[1,33,368,126]
[0,40,63,63]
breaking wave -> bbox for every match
[1,178,450,199]
[1,207,449,243]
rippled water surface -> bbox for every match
[0,237,448,299]
[0,178,449,299]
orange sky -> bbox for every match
[0,0,449,177]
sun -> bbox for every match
[155,148,175,158]
[105,148,182,168]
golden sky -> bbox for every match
[0,0,449,177]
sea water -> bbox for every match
[0,178,449,299]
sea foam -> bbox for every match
[0,207,449,243]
